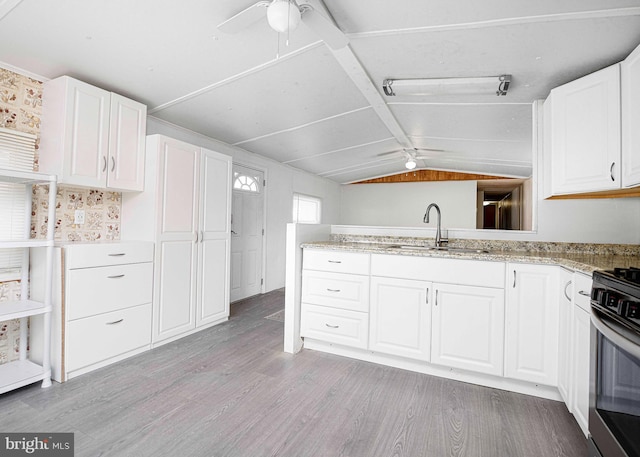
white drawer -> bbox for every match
[65,262,153,320]
[301,303,368,349]
[66,303,152,372]
[65,242,154,269]
[303,250,370,275]
[574,272,593,313]
[371,254,505,288]
[302,271,369,312]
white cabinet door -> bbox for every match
[41,76,148,190]
[369,277,431,361]
[153,137,199,342]
[59,77,111,188]
[196,149,231,326]
[107,93,147,191]
[557,268,574,408]
[622,43,640,188]
[505,264,560,386]
[573,304,590,437]
[431,283,505,376]
[548,64,621,195]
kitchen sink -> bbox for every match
[385,245,489,254]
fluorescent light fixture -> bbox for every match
[405,158,417,169]
[383,75,511,97]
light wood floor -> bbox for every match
[0,289,587,456]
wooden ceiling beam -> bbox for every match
[352,169,514,184]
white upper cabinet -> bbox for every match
[41,76,146,191]
[546,64,621,196]
[622,44,640,188]
[544,42,640,197]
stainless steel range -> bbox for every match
[589,267,640,457]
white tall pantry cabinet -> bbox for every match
[122,135,232,345]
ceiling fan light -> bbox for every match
[267,0,301,33]
[405,159,417,170]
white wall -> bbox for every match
[146,117,342,292]
[340,181,477,229]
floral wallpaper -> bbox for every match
[1,66,123,364]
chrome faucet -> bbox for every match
[423,203,446,247]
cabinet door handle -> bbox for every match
[106,319,124,325]
[102,156,107,172]
[107,274,125,279]
[426,288,429,304]
[201,231,204,243]
[327,260,342,264]
[195,232,199,243]
[435,290,438,306]
[563,280,572,302]
[326,288,341,293]
[513,270,517,288]
[325,323,339,329]
[610,162,615,181]
[111,156,116,172]
[108,253,126,257]
[578,290,591,297]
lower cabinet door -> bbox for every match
[66,303,152,373]
[301,304,368,349]
[431,283,505,376]
[573,305,590,436]
[369,276,431,360]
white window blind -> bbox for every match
[292,193,321,224]
[0,127,36,276]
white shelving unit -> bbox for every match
[0,168,56,394]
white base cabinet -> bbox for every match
[369,277,431,360]
[431,283,505,376]
[121,135,232,346]
[30,242,154,382]
[572,272,593,437]
[505,264,560,386]
[557,268,574,407]
[301,250,370,350]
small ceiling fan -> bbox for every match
[377,148,446,170]
[217,0,348,50]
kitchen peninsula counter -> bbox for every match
[300,239,640,275]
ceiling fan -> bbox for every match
[377,148,446,170]
[217,0,348,50]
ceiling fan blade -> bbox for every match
[218,1,270,34]
[300,6,348,50]
[376,150,402,157]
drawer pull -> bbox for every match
[325,323,339,329]
[107,274,125,279]
[578,290,590,297]
[326,288,341,293]
[108,253,126,257]
[327,260,342,264]
[106,319,124,325]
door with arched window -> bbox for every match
[230,164,264,302]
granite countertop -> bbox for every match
[301,240,640,275]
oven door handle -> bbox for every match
[591,310,640,360]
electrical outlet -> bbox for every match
[74,209,85,225]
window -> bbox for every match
[233,172,260,193]
[292,193,321,224]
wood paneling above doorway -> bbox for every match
[353,170,514,184]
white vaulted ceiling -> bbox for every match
[1,0,639,183]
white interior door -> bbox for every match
[230,164,264,302]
